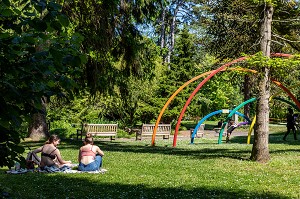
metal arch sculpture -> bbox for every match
[174,55,297,147]
[217,95,300,145]
[190,109,251,144]
[217,98,257,144]
[151,53,293,147]
[218,79,300,144]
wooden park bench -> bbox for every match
[136,124,171,140]
[77,123,118,141]
[190,124,205,138]
[213,123,228,137]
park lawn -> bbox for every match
[1,130,300,198]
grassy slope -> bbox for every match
[1,125,300,198]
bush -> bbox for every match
[117,129,135,139]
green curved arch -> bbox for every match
[218,98,257,144]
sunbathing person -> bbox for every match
[78,133,104,171]
[32,134,72,168]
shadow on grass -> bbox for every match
[0,172,291,199]
[20,131,300,163]
[225,129,300,144]
[21,138,252,162]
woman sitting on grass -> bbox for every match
[33,134,72,169]
[78,133,104,171]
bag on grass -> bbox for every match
[26,151,41,169]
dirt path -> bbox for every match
[177,129,249,139]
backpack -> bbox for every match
[25,152,41,169]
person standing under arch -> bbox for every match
[283,108,297,141]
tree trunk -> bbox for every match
[243,75,251,118]
[159,4,166,50]
[159,3,167,63]
[166,1,181,65]
[165,12,176,64]
[28,97,49,140]
[250,4,273,162]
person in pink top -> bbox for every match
[78,133,104,171]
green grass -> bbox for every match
[1,128,300,198]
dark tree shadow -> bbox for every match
[0,172,291,199]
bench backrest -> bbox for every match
[198,124,205,132]
[83,124,118,133]
[142,124,171,133]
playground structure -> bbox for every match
[190,109,251,144]
[190,96,299,144]
[151,53,300,147]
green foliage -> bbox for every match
[62,0,160,94]
[246,52,300,80]
[116,129,135,139]
[0,0,85,167]
[154,27,202,122]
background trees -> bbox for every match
[0,0,85,166]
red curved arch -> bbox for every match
[172,56,248,146]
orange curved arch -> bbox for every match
[152,56,248,146]
[151,67,244,145]
[151,71,213,145]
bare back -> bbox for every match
[79,144,104,165]
[40,144,58,167]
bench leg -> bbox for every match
[136,132,142,141]
[110,136,116,141]
[163,135,169,139]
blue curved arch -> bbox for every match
[190,109,251,144]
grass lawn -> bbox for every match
[1,125,300,198]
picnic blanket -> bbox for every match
[6,165,107,174]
